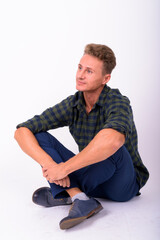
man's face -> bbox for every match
[76,54,110,92]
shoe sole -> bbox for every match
[60,204,103,230]
[32,187,72,207]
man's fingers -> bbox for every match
[53,180,59,185]
[42,168,47,173]
[43,172,48,177]
[66,177,70,188]
[42,168,48,177]
[53,179,64,186]
[57,180,62,186]
[45,176,70,188]
[53,178,70,188]
[46,177,50,182]
[61,177,70,188]
[63,178,68,188]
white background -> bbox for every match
[0,0,159,239]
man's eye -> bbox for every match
[78,66,82,70]
[87,69,92,74]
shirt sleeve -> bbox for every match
[102,96,133,140]
[16,96,73,134]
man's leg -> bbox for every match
[75,146,140,202]
[33,132,139,229]
[34,132,103,229]
[35,132,97,200]
[35,132,139,202]
[35,132,81,198]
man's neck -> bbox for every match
[83,86,104,113]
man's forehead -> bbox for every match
[79,54,103,68]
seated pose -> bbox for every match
[14,43,149,230]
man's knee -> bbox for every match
[35,131,48,139]
[107,192,133,202]
[35,132,52,145]
[102,181,139,202]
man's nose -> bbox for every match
[78,70,85,79]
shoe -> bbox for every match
[32,187,72,207]
[59,198,103,229]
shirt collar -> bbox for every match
[96,85,110,107]
[73,85,110,109]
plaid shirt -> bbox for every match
[17,85,149,188]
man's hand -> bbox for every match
[52,177,70,188]
[42,162,70,188]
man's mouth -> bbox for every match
[77,80,86,85]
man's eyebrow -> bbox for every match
[78,64,94,70]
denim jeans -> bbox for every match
[35,132,140,202]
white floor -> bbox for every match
[1,158,159,240]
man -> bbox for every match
[14,43,149,230]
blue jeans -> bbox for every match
[35,132,140,202]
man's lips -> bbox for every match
[77,80,86,85]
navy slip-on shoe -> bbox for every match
[32,187,72,207]
[59,198,103,229]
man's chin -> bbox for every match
[76,85,86,92]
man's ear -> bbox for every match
[103,74,111,85]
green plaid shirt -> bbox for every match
[17,85,149,188]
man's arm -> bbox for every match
[44,128,125,181]
[14,127,55,167]
[14,127,70,187]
